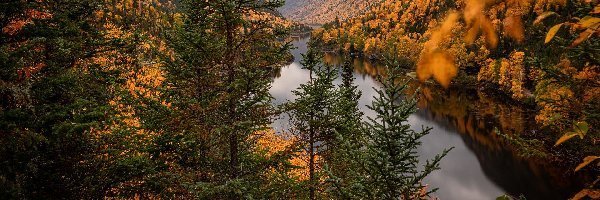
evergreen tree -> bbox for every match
[287,48,340,200]
[150,0,294,198]
[0,0,117,198]
[335,58,364,147]
[324,60,453,200]
[324,58,367,199]
[361,67,452,199]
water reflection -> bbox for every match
[270,37,586,200]
[411,87,586,200]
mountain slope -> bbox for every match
[279,0,379,25]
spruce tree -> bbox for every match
[287,48,340,200]
[155,0,294,198]
[362,67,452,199]
[324,58,366,199]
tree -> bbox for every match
[323,58,367,199]
[149,0,294,198]
[0,0,117,198]
[287,48,340,200]
[361,67,451,199]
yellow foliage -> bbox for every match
[322,31,333,44]
[363,37,381,56]
[281,0,374,25]
[535,80,575,127]
[545,23,563,43]
[498,59,511,87]
[463,0,498,48]
[246,10,295,28]
[554,133,580,147]
[256,130,322,181]
[478,59,496,82]
[477,51,526,100]
[256,130,296,156]
[343,42,352,52]
[574,156,600,172]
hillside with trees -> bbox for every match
[278,0,379,25]
[313,0,599,139]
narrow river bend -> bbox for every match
[269,37,585,200]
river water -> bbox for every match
[269,37,585,200]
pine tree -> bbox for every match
[362,67,452,199]
[155,0,294,198]
[287,48,340,200]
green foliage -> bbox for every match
[360,67,451,199]
[537,4,600,148]
[0,0,452,199]
[0,0,117,198]
[134,0,296,198]
[286,48,341,199]
[496,128,548,159]
[322,63,452,199]
[322,58,367,200]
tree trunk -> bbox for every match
[226,12,240,199]
[309,127,315,200]
[223,2,239,181]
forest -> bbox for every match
[1,0,599,199]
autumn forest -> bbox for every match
[1,0,599,199]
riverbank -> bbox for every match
[317,48,530,104]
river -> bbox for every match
[269,37,586,199]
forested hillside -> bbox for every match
[313,0,599,136]
[279,0,379,25]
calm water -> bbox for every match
[269,37,585,200]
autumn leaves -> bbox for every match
[417,12,459,88]
[417,0,527,88]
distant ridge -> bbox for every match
[279,0,379,25]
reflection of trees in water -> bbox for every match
[412,85,587,199]
[269,66,283,79]
[323,53,387,78]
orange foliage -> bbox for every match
[2,20,27,35]
[571,189,600,200]
[280,0,374,25]
[246,11,296,28]
[417,13,460,88]
[90,1,174,150]
[503,15,525,43]
[16,63,46,81]
[256,130,321,181]
[464,0,498,48]
[313,0,587,91]
[2,9,52,35]
[478,51,527,100]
